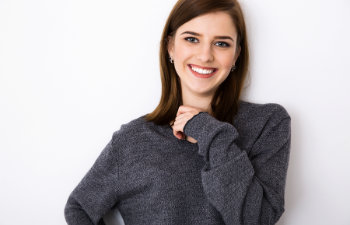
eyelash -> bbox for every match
[184,37,231,48]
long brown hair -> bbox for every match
[145,0,249,125]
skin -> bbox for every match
[168,11,241,143]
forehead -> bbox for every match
[176,11,237,37]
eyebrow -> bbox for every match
[180,31,234,41]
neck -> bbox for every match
[181,91,213,114]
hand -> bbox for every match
[171,105,201,142]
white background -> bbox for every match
[1,0,349,224]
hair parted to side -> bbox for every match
[145,0,249,125]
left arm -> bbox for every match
[173,105,291,225]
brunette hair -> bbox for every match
[145,0,249,125]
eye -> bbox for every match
[184,37,199,43]
[215,41,230,48]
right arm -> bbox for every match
[64,132,121,225]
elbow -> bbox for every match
[258,199,285,225]
[64,196,97,225]
[274,205,285,223]
[64,197,76,224]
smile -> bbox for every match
[188,64,217,78]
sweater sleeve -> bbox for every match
[64,132,121,225]
[183,107,291,225]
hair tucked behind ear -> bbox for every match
[145,0,249,125]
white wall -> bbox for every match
[0,0,349,224]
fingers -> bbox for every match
[171,121,185,140]
[173,108,198,139]
[172,114,190,140]
[174,112,190,123]
[176,105,200,116]
[174,130,185,140]
[172,105,201,140]
[174,113,193,130]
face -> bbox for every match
[168,11,241,98]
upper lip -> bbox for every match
[189,64,217,70]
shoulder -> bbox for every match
[237,100,290,122]
[234,100,291,138]
[110,114,150,145]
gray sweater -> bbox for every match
[64,101,291,225]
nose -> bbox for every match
[196,44,214,62]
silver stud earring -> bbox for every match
[231,65,236,72]
[169,57,174,64]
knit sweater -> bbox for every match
[64,101,291,225]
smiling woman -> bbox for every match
[146,0,249,126]
[167,12,240,109]
[64,0,291,224]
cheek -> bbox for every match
[174,42,192,61]
[217,52,236,68]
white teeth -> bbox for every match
[190,66,214,74]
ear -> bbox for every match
[167,35,175,58]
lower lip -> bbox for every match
[188,65,217,78]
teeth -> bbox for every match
[191,66,214,74]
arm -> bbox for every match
[183,107,291,225]
[64,132,121,225]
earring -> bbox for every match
[169,57,174,64]
[231,65,236,72]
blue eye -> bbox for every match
[215,42,230,47]
[184,37,199,43]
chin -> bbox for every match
[191,87,216,96]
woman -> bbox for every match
[64,0,291,224]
